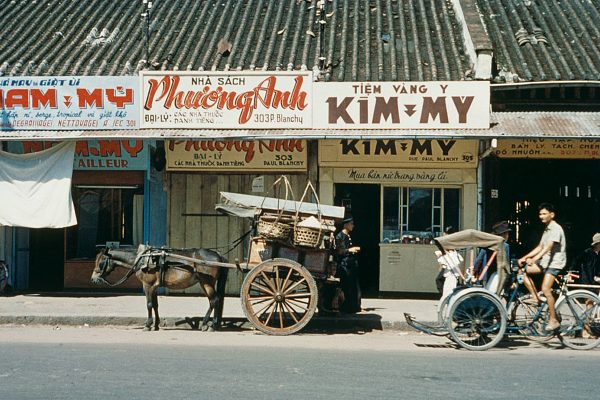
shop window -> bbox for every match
[66,186,144,260]
[382,186,461,243]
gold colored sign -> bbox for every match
[166,139,307,172]
[494,139,600,159]
[319,139,478,168]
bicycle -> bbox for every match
[0,260,9,295]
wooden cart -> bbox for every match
[215,190,345,335]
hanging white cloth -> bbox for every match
[0,142,77,228]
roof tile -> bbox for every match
[477,0,600,82]
[0,0,472,81]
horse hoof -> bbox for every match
[154,326,160,331]
[143,326,152,332]
[201,324,209,332]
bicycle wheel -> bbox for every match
[507,295,553,342]
[438,295,452,325]
[447,291,507,351]
[0,262,7,295]
[556,291,600,350]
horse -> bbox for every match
[91,245,228,332]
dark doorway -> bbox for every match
[334,183,380,296]
[492,159,600,262]
[29,228,64,291]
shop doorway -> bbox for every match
[334,183,380,296]
[493,159,600,261]
[28,228,64,291]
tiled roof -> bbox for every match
[0,0,473,81]
[476,0,600,82]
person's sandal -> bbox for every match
[522,296,540,306]
[544,320,560,332]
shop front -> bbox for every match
[488,138,600,260]
[319,139,479,294]
[6,140,157,290]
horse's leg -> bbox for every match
[143,283,154,331]
[152,288,160,331]
[200,281,216,332]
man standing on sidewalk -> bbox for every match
[518,202,566,332]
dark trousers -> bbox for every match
[338,257,361,313]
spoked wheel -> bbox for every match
[241,258,317,336]
[447,291,507,351]
[508,295,553,342]
[556,290,600,350]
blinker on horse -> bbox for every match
[92,245,228,331]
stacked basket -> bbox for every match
[257,214,293,241]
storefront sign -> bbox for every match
[0,77,139,130]
[141,72,312,129]
[13,140,149,170]
[165,139,307,172]
[319,139,478,168]
[313,81,489,129]
[494,139,600,159]
[333,168,464,184]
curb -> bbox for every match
[0,315,434,333]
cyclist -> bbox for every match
[518,203,566,332]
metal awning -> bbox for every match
[1,112,599,140]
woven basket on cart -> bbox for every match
[293,226,324,248]
[257,214,293,241]
[256,176,296,241]
[292,181,324,248]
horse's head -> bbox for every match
[91,246,145,285]
[91,248,115,285]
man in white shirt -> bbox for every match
[518,203,567,332]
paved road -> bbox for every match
[0,326,598,400]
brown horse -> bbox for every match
[91,245,228,331]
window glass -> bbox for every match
[408,188,432,232]
[66,186,144,260]
[382,186,461,243]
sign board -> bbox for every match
[11,140,149,170]
[0,76,139,130]
[494,139,600,159]
[313,81,489,129]
[165,139,307,172]
[319,139,479,168]
[141,71,312,129]
[333,168,464,185]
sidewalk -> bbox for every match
[0,293,439,332]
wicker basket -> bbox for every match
[293,226,324,248]
[257,215,292,241]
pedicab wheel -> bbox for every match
[241,258,317,336]
[447,291,507,351]
[507,295,553,343]
[555,290,600,350]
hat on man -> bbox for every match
[591,233,600,246]
[342,216,354,224]
[491,221,511,235]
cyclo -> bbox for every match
[405,229,600,351]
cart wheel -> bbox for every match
[556,290,600,350]
[447,291,507,351]
[241,258,317,336]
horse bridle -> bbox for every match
[96,250,138,287]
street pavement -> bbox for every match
[0,293,439,332]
